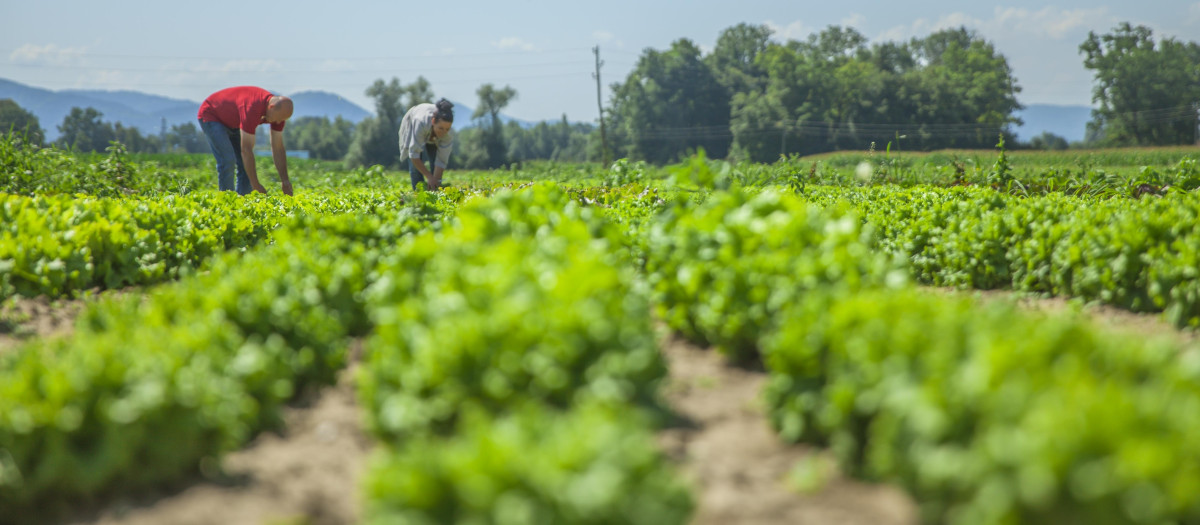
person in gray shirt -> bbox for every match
[398,98,455,191]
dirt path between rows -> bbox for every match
[0,295,91,354]
[65,343,372,525]
[656,329,917,524]
[63,332,919,525]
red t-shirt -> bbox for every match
[197,86,286,134]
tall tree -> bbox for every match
[706,23,774,95]
[56,107,114,152]
[729,41,808,159]
[404,76,435,109]
[729,25,1022,157]
[0,99,44,145]
[738,26,880,156]
[907,27,1023,149]
[471,83,517,168]
[112,122,156,153]
[729,88,790,162]
[346,77,416,168]
[167,122,207,153]
[288,116,355,160]
[608,38,731,164]
[1080,23,1200,146]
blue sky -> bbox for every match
[1,1,1197,123]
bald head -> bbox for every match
[266,95,293,124]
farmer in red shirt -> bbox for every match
[197,86,294,195]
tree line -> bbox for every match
[0,79,595,170]
[0,102,210,154]
[2,21,1196,167]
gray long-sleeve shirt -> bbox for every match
[397,103,454,169]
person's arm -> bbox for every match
[411,152,434,180]
[270,129,292,196]
[240,130,267,194]
[429,166,443,190]
[429,135,452,190]
[412,158,440,190]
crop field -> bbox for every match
[2,135,1200,525]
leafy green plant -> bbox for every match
[0,199,442,520]
[361,184,664,439]
[644,187,904,362]
[763,288,1200,525]
[364,402,692,525]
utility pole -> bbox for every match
[1194,102,1199,146]
[593,45,610,167]
[160,117,167,154]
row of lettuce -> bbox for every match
[8,182,1200,331]
[641,188,1200,524]
[0,189,465,301]
[0,185,692,524]
[4,178,1200,523]
[801,185,1200,328]
[6,131,1198,200]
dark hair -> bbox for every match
[434,98,454,123]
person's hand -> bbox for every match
[252,181,268,194]
[281,180,293,196]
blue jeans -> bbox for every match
[199,119,252,195]
[408,144,438,190]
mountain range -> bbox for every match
[0,78,539,141]
[1,77,1091,143]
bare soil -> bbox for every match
[0,295,90,353]
[65,343,372,525]
[656,329,918,525]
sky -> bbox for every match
[1,1,1198,124]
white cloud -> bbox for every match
[1191,2,1200,24]
[491,37,536,51]
[878,7,1113,43]
[764,19,811,42]
[993,6,1112,39]
[877,13,980,42]
[9,43,86,64]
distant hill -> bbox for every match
[0,78,552,140]
[289,91,371,122]
[0,79,376,141]
[1012,103,1094,143]
[0,78,194,141]
[57,88,197,114]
